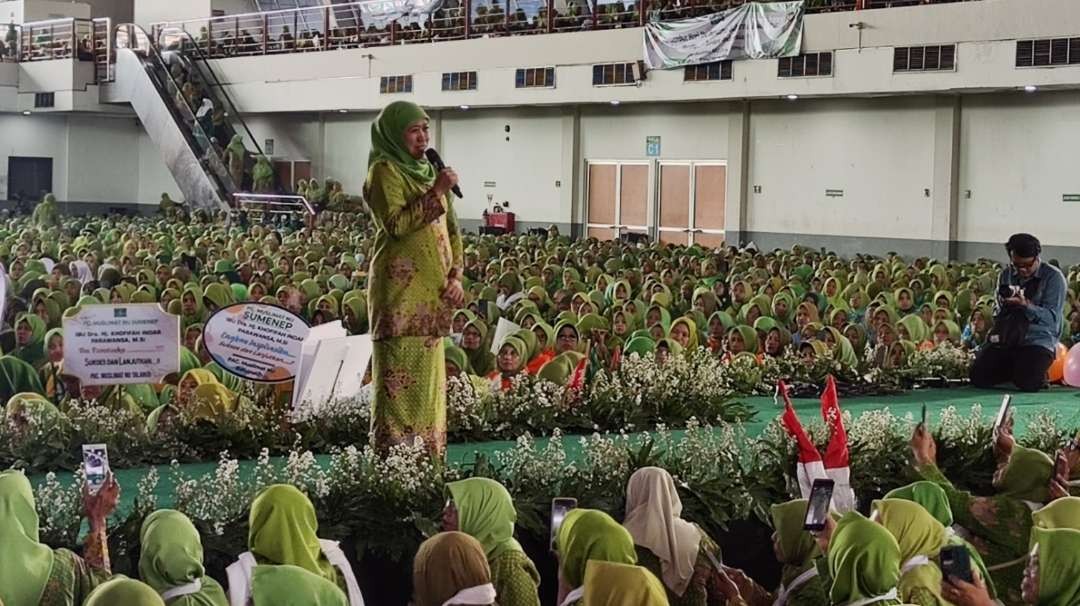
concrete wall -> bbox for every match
[133,0,210,29]
[2,0,91,23]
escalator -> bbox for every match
[105,24,247,211]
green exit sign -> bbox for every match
[1064,194,1080,202]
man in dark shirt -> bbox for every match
[970,233,1066,392]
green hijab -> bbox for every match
[444,344,473,375]
[0,470,54,606]
[770,499,820,585]
[670,316,700,351]
[446,478,524,561]
[1033,528,1080,606]
[14,312,47,368]
[251,565,347,606]
[582,561,668,606]
[827,512,902,605]
[730,324,759,354]
[367,101,436,186]
[86,577,166,605]
[140,509,228,606]
[538,351,585,386]
[1033,497,1080,534]
[623,336,656,358]
[999,446,1054,503]
[872,499,949,602]
[0,355,45,401]
[897,315,929,343]
[884,481,953,527]
[248,485,338,584]
[556,509,637,589]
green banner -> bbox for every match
[643,1,804,70]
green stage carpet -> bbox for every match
[33,386,1080,515]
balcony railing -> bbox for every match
[149,0,980,57]
[14,17,114,80]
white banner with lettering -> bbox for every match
[63,304,181,386]
[643,1,804,70]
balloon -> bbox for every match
[1048,343,1068,383]
[1065,343,1080,388]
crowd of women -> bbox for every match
[3,414,1080,605]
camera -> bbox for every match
[998,284,1021,299]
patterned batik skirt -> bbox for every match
[370,335,447,457]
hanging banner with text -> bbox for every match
[203,302,310,383]
[643,1,804,70]
[63,304,181,386]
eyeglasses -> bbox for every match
[1012,258,1038,271]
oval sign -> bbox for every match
[203,302,310,383]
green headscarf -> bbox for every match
[444,344,473,375]
[446,478,524,561]
[13,312,47,368]
[999,446,1054,503]
[1032,528,1080,606]
[884,481,953,527]
[139,509,228,605]
[251,565,347,606]
[556,509,637,588]
[897,315,929,343]
[248,485,338,584]
[623,336,656,358]
[670,316,700,351]
[827,512,902,605]
[367,101,436,186]
[496,336,528,373]
[730,325,759,354]
[0,356,45,401]
[872,499,949,604]
[770,499,821,587]
[538,351,585,386]
[85,577,166,606]
[0,470,54,606]
[1033,497,1080,534]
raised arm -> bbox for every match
[366,162,444,238]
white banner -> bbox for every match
[204,303,311,383]
[63,304,180,386]
[643,1,804,70]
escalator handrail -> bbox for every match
[114,23,238,200]
[158,25,264,157]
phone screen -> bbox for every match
[921,403,928,427]
[993,395,1013,435]
[940,545,973,583]
[82,443,109,495]
[803,479,835,531]
[550,497,577,551]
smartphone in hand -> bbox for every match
[803,479,835,531]
[940,545,973,584]
[82,443,110,495]
[550,497,577,552]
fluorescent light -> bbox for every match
[785,94,799,101]
[1023,85,1038,93]
[338,109,348,113]
[610,100,621,106]
[459,104,470,110]
[21,110,31,115]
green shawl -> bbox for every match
[367,101,436,186]
[538,351,585,386]
[446,478,524,561]
[251,565,348,606]
[582,561,668,606]
[0,355,46,401]
[0,470,54,606]
[1033,497,1080,534]
[999,446,1054,503]
[139,509,228,605]
[1033,528,1080,606]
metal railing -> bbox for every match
[18,18,96,62]
[233,193,316,215]
[149,0,981,55]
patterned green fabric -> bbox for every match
[634,530,726,606]
[489,549,541,606]
[370,337,447,455]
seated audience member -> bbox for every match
[817,512,905,606]
[556,509,639,606]
[622,467,744,605]
[0,470,117,605]
[251,565,347,606]
[488,336,528,392]
[444,478,542,606]
[139,509,229,605]
[769,499,828,605]
[226,484,364,606]
[911,423,1055,604]
[970,233,1066,392]
[413,532,497,606]
[872,498,971,605]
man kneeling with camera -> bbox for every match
[970,233,1066,392]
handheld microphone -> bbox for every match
[424,148,463,199]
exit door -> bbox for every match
[7,157,53,203]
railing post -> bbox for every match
[504,0,510,34]
[262,14,268,54]
[546,0,553,32]
[464,0,472,38]
[207,19,214,56]
[70,19,77,60]
[390,20,397,44]
[323,6,330,49]
[639,0,646,26]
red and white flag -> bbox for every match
[777,377,856,513]
[820,375,855,512]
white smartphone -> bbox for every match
[82,443,109,495]
[993,395,1013,437]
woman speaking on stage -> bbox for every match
[365,101,464,457]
